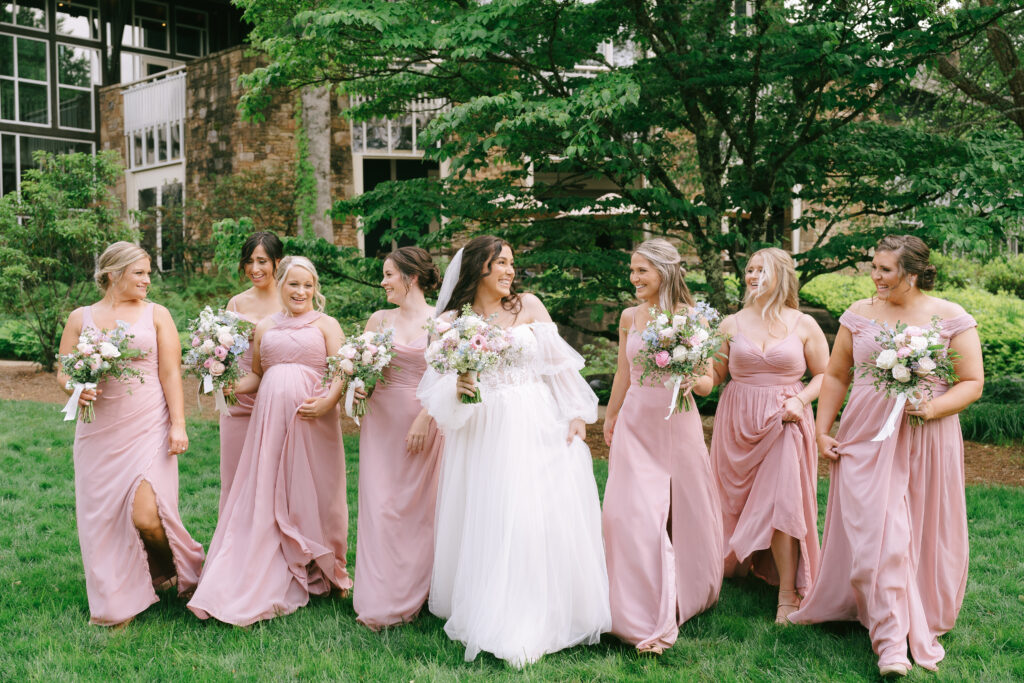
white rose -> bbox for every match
[656,314,669,327]
[694,327,709,343]
[201,339,215,353]
[875,349,898,370]
[688,348,703,362]
[672,346,687,362]
[361,350,373,365]
[915,356,937,376]
[217,330,235,347]
[98,342,121,359]
[442,328,459,342]
[659,328,675,340]
[339,358,355,375]
[893,333,907,345]
[928,334,941,346]
[908,335,928,351]
[359,331,375,343]
[672,315,686,329]
[426,340,443,358]
[891,364,912,383]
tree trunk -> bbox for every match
[299,86,334,241]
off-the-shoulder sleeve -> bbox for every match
[940,314,978,339]
[531,322,599,424]
[416,367,476,434]
[838,309,870,336]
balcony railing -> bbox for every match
[122,68,186,170]
[350,95,449,156]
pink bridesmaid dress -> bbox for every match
[218,311,259,515]
[187,310,352,626]
[73,303,205,625]
[791,310,977,672]
[710,331,820,593]
[353,335,443,629]
[602,327,724,651]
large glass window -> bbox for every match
[174,8,207,58]
[57,43,100,130]
[56,0,100,41]
[124,1,169,53]
[0,1,46,31]
[0,33,49,125]
[0,133,94,196]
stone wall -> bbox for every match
[97,83,127,218]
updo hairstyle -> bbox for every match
[875,234,936,290]
[238,231,284,276]
[633,238,694,311]
[275,255,327,312]
[387,246,440,294]
[94,242,150,293]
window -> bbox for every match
[123,1,169,53]
[0,132,94,196]
[137,181,184,271]
[0,33,50,125]
[56,0,100,41]
[175,8,207,58]
[0,1,46,31]
[58,43,100,130]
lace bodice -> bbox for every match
[479,324,537,388]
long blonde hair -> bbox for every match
[276,255,326,312]
[95,241,149,293]
[634,238,693,311]
[743,247,799,329]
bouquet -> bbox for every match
[182,307,254,414]
[57,322,146,422]
[325,328,396,424]
[424,304,516,404]
[857,316,958,440]
[637,302,725,419]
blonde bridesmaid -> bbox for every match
[790,235,984,678]
[57,242,204,625]
[219,232,283,513]
[188,256,353,625]
[353,247,444,629]
[708,247,828,623]
[601,238,723,655]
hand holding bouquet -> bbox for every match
[58,322,146,422]
[325,327,395,424]
[858,316,958,440]
[182,307,254,414]
[424,304,516,404]
[637,302,725,419]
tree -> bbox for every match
[238,0,1021,317]
[0,151,138,365]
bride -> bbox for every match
[418,235,611,667]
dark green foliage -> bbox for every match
[0,317,42,361]
[980,256,1024,300]
[960,403,1024,445]
[977,377,1024,405]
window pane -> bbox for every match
[136,1,168,51]
[19,136,91,171]
[18,81,46,123]
[176,9,204,27]
[0,5,12,24]
[395,115,413,151]
[0,79,12,119]
[176,26,203,57]
[132,130,143,166]
[1,134,15,196]
[59,87,91,129]
[17,37,45,81]
[144,61,166,77]
[15,0,45,30]
[58,45,98,87]
[145,128,156,165]
[56,1,99,40]
[138,187,158,254]
[169,123,180,159]
[0,34,12,77]
[154,124,166,162]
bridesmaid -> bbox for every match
[601,238,724,655]
[188,255,353,625]
[709,247,828,622]
[790,235,984,678]
[219,232,283,513]
[353,247,443,629]
[57,241,204,625]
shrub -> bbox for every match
[931,253,983,290]
[935,287,1024,379]
[960,403,1024,445]
[980,255,1024,300]
[0,318,43,361]
[799,273,875,317]
[976,376,1024,405]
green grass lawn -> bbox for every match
[0,399,1021,681]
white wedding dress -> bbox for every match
[417,322,611,667]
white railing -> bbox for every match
[122,69,186,170]
[350,95,449,155]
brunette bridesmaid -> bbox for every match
[219,232,283,513]
[57,242,204,625]
[601,238,723,655]
[352,247,444,629]
[790,235,984,678]
[709,247,828,623]
[188,255,353,625]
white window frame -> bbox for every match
[0,1,48,33]
[0,33,50,127]
[0,131,95,195]
[128,0,170,53]
[56,42,100,131]
[56,0,101,41]
[174,7,208,58]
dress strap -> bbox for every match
[838,309,873,336]
[80,305,95,329]
[939,313,978,339]
[142,301,156,329]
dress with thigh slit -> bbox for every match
[72,303,205,625]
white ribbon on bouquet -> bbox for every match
[202,373,230,416]
[870,389,924,442]
[62,381,97,421]
[345,377,365,426]
[664,375,684,420]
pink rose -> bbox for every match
[434,320,452,334]
[203,357,214,369]
[214,345,229,360]
[366,344,378,355]
[903,326,924,337]
[209,360,226,376]
[470,334,487,351]
[897,346,912,358]
[191,337,201,347]
[655,350,671,368]
[342,346,357,360]
[77,342,94,356]
[74,360,84,370]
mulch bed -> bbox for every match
[5,366,1022,487]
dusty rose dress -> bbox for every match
[791,310,977,672]
[353,335,443,629]
[218,311,259,515]
[188,310,352,626]
[710,331,820,593]
[602,328,724,650]
[73,303,205,625]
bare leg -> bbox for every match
[132,481,175,584]
[770,529,800,623]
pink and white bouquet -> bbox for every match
[182,306,254,413]
[326,327,395,424]
[424,304,516,404]
[858,316,958,439]
[637,301,725,418]
[58,321,146,422]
